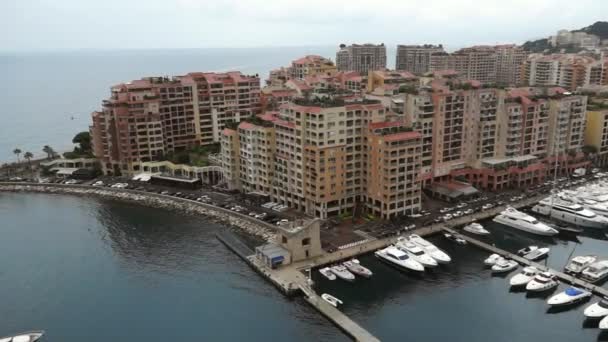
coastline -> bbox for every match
[0,182,276,242]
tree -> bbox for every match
[72,131,92,154]
[13,148,22,163]
[24,152,34,175]
[42,145,56,159]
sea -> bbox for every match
[1,192,608,341]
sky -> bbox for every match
[1,0,607,51]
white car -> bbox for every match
[93,181,104,186]
[64,179,78,184]
[481,204,494,210]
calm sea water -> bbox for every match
[0,47,398,162]
[0,192,345,341]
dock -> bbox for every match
[443,227,608,298]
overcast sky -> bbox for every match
[1,0,607,51]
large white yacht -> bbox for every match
[405,234,451,264]
[396,238,438,268]
[581,260,608,283]
[375,246,425,272]
[532,197,608,229]
[492,207,558,236]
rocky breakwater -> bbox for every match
[0,183,276,242]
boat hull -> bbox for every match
[493,215,557,236]
[375,252,424,272]
[532,205,608,229]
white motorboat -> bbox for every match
[509,266,540,287]
[532,198,608,229]
[601,315,608,330]
[565,255,597,274]
[526,272,559,292]
[319,267,336,280]
[491,258,518,274]
[343,260,373,278]
[375,246,425,272]
[547,287,592,306]
[444,233,467,245]
[523,247,550,261]
[517,245,538,256]
[493,207,558,236]
[396,238,438,268]
[406,234,451,264]
[321,293,343,307]
[580,260,608,283]
[330,265,355,282]
[463,222,490,235]
[583,298,608,318]
[484,253,502,266]
[0,331,44,342]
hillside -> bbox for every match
[574,21,608,40]
[522,21,607,52]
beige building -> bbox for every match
[336,43,387,73]
[584,110,608,166]
[521,54,605,91]
[255,219,322,267]
[395,44,445,74]
[290,55,337,80]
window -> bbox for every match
[281,235,287,244]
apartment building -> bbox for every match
[290,55,337,80]
[495,45,528,85]
[367,70,418,96]
[336,43,387,73]
[395,45,445,74]
[584,110,608,166]
[90,72,261,175]
[547,93,587,156]
[550,30,601,50]
[521,54,605,91]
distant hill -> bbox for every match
[522,21,608,53]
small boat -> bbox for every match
[583,297,608,318]
[547,287,592,307]
[321,293,343,307]
[343,260,373,278]
[601,315,608,330]
[510,266,540,287]
[523,247,550,261]
[406,234,451,264]
[565,255,597,274]
[0,331,45,342]
[463,222,490,235]
[396,238,438,268]
[319,267,336,280]
[491,258,518,274]
[330,265,355,282]
[517,245,538,256]
[444,233,467,245]
[526,272,559,292]
[375,246,425,272]
[484,253,502,266]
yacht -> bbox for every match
[510,266,540,287]
[396,238,438,268]
[484,253,502,266]
[343,259,373,278]
[517,246,538,256]
[406,234,451,264]
[583,298,608,318]
[547,287,592,307]
[532,197,608,229]
[375,246,425,272]
[580,260,608,283]
[523,247,550,261]
[493,207,558,236]
[526,272,559,292]
[463,222,490,235]
[319,267,336,280]
[444,233,467,245]
[491,258,518,274]
[0,331,44,342]
[330,265,355,282]
[321,293,343,307]
[601,315,608,330]
[564,255,597,274]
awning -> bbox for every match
[50,167,79,175]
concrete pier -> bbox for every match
[443,227,608,298]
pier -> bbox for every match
[443,227,608,298]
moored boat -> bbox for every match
[406,234,451,264]
[0,331,44,342]
[491,258,518,274]
[526,272,559,292]
[375,246,425,272]
[510,266,540,287]
[463,222,490,235]
[396,238,438,268]
[580,260,608,283]
[321,293,343,307]
[330,265,355,282]
[493,207,558,236]
[343,260,373,278]
[523,247,550,261]
[600,315,608,329]
[565,255,597,274]
[532,198,608,229]
[484,253,502,266]
[583,298,608,318]
[547,287,592,307]
[517,245,538,256]
[444,233,467,245]
[319,267,336,280]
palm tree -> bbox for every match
[24,152,34,175]
[13,148,22,164]
[42,145,53,159]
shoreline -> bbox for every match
[0,182,276,243]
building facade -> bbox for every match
[395,45,445,74]
[336,44,387,73]
[521,54,605,91]
[585,110,608,166]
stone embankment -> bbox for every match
[0,183,276,242]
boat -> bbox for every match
[526,272,559,292]
[517,245,538,256]
[330,265,355,282]
[601,315,608,330]
[491,258,518,274]
[553,222,584,234]
[583,298,608,318]
[523,247,550,261]
[319,267,336,280]
[321,293,343,307]
[509,266,540,287]
[484,253,502,266]
[375,246,425,272]
[0,331,44,342]
[580,260,608,283]
[406,234,451,264]
[463,222,490,235]
[444,233,467,245]
[565,255,597,274]
[343,260,373,278]
[396,238,438,268]
[532,198,608,229]
[493,207,559,236]
[547,287,592,306]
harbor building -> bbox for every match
[584,110,608,166]
[90,72,261,175]
[255,219,322,268]
[336,43,387,73]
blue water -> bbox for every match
[0,47,397,162]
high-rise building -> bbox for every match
[90,72,261,175]
[495,45,528,85]
[395,45,445,74]
[521,54,604,91]
[584,110,608,166]
[289,55,337,80]
[336,44,387,73]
